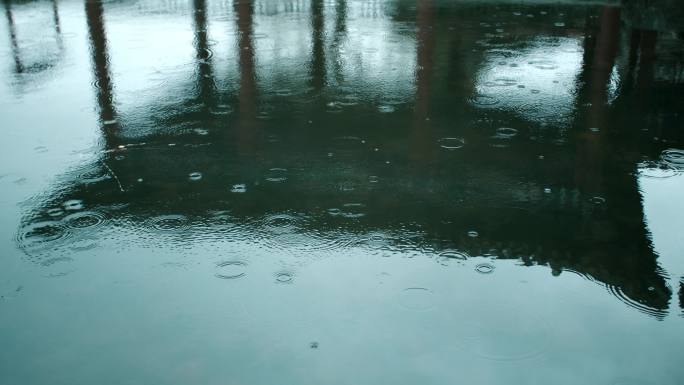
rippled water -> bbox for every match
[1,0,684,384]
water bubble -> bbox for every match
[637,161,680,178]
[215,261,248,279]
[17,221,70,250]
[661,148,684,166]
[275,89,293,97]
[327,208,341,216]
[149,215,189,232]
[589,127,600,133]
[436,250,468,266]
[188,172,203,181]
[439,250,469,262]
[554,22,566,27]
[438,137,465,150]
[265,168,288,182]
[485,78,518,87]
[77,167,112,185]
[365,233,388,250]
[210,104,233,115]
[468,231,479,238]
[528,60,558,70]
[469,94,499,106]
[63,199,84,211]
[475,263,495,274]
[274,270,294,284]
[341,203,366,219]
[339,95,360,106]
[589,196,606,205]
[263,214,298,234]
[325,101,343,113]
[399,287,436,311]
[47,208,64,217]
[231,184,247,193]
[368,176,379,183]
[378,105,395,113]
[544,188,552,194]
[62,211,106,230]
[193,128,209,136]
[103,119,117,125]
[493,127,518,139]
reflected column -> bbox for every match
[411,0,435,163]
[85,0,117,143]
[3,0,23,74]
[575,6,620,196]
[193,0,216,109]
[331,0,347,85]
[310,0,325,92]
[234,0,257,151]
[52,0,63,50]
[574,6,670,316]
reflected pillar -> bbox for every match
[411,0,435,163]
[573,6,670,316]
[235,0,257,151]
[310,0,325,92]
[193,0,216,108]
[3,0,23,74]
[85,0,117,144]
[331,0,347,85]
[575,6,620,196]
[52,0,63,50]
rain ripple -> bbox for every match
[215,261,248,280]
[605,284,667,319]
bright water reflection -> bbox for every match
[1,0,684,384]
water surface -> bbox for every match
[1,0,684,384]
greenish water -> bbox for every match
[1,0,684,384]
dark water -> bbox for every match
[1,0,684,383]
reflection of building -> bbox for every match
[10,0,684,318]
